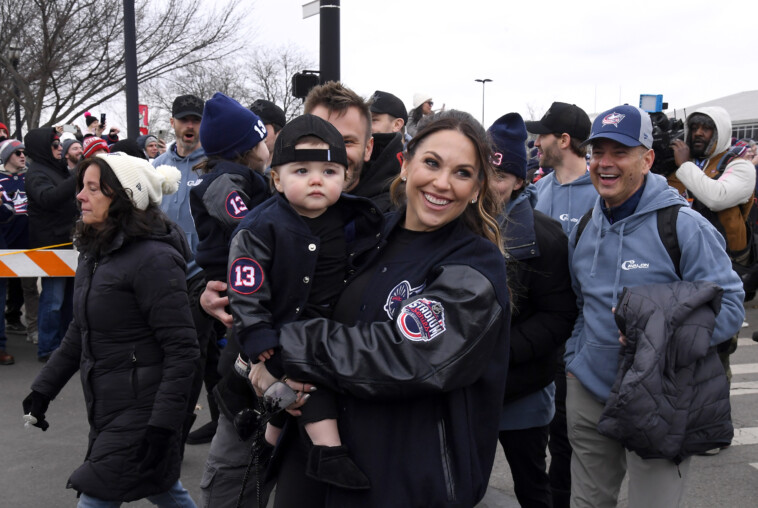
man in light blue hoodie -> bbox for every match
[527,101,597,236]
[153,94,218,449]
[565,104,744,508]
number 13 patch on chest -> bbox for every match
[396,298,446,342]
[229,257,264,294]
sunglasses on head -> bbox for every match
[14,150,24,157]
[51,141,61,149]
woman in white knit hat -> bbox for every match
[22,153,201,508]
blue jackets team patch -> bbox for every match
[226,190,249,219]
[384,280,426,319]
[229,257,264,294]
[396,298,446,342]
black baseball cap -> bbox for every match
[250,99,287,129]
[172,94,204,119]
[370,90,408,124]
[271,114,348,168]
[525,101,591,141]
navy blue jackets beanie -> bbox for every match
[200,92,267,160]
[488,112,528,180]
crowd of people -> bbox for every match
[1,82,753,508]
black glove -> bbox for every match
[137,425,174,473]
[22,391,51,431]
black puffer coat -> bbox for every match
[31,223,200,501]
[598,280,733,463]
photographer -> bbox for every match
[670,106,756,381]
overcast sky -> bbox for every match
[250,0,758,126]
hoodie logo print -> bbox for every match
[602,113,625,127]
[621,259,649,270]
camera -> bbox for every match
[649,112,684,176]
[100,113,106,126]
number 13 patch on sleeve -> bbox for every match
[229,257,264,294]
[226,191,249,219]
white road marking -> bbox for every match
[737,338,756,347]
[730,363,758,375]
[732,428,758,446]
[750,463,758,471]
[730,381,758,396]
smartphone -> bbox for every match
[156,128,167,139]
[62,124,77,134]
[100,113,106,126]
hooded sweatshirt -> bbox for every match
[565,172,744,402]
[153,145,206,279]
[673,106,756,253]
[24,127,78,248]
[532,170,598,235]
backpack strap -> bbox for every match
[573,209,593,248]
[657,204,683,279]
[574,204,682,278]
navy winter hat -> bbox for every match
[200,92,267,160]
[0,139,24,164]
[488,112,528,180]
[583,104,653,149]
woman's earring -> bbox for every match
[401,176,407,182]
[471,198,477,204]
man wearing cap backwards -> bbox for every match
[152,94,215,449]
[526,102,597,236]
[565,104,744,507]
[488,113,576,508]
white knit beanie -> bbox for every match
[95,153,181,210]
[413,93,432,108]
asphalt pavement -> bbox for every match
[3,304,758,507]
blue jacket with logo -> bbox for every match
[566,172,744,402]
[154,145,206,279]
[189,160,271,283]
[533,170,598,235]
[277,212,511,507]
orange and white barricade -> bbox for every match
[0,246,77,278]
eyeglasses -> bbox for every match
[51,141,61,149]
[427,101,434,107]
[14,150,24,157]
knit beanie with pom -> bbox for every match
[95,153,180,210]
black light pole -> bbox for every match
[123,0,139,138]
[319,0,340,83]
[474,78,492,126]
[9,45,22,141]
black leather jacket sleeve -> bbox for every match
[228,228,280,362]
[279,264,507,400]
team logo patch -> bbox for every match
[602,112,625,127]
[396,298,446,342]
[229,257,264,295]
[384,280,426,319]
[226,191,249,219]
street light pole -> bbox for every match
[474,78,492,126]
[9,46,22,141]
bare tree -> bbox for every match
[0,0,247,130]
[140,44,315,130]
[247,45,315,121]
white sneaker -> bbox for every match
[27,331,38,345]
